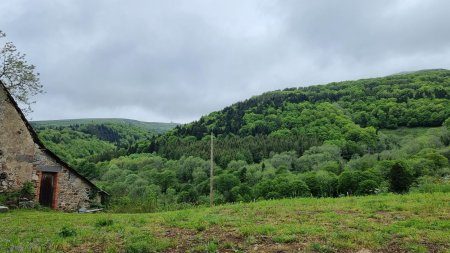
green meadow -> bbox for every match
[1,192,449,253]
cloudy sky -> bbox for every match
[1,0,450,123]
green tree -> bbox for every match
[230,184,253,202]
[289,179,310,197]
[388,161,414,193]
[0,30,43,113]
[356,180,378,195]
[338,170,362,195]
[215,173,240,202]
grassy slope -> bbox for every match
[1,193,449,253]
[31,118,179,134]
[380,127,434,139]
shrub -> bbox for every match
[0,193,8,205]
[0,192,20,207]
[20,181,35,199]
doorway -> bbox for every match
[39,172,56,208]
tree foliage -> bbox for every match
[388,161,414,193]
[0,30,43,113]
[145,69,449,166]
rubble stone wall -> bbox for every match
[0,86,98,211]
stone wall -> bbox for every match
[0,85,101,211]
[0,87,36,192]
[32,146,97,210]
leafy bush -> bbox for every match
[20,181,34,199]
[0,192,20,207]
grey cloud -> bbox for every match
[1,0,449,123]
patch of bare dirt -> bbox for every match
[64,242,110,253]
[381,239,407,253]
[161,227,199,253]
[420,241,449,253]
[160,225,310,253]
[355,249,372,253]
[248,243,307,253]
[334,210,360,215]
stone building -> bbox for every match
[0,82,106,211]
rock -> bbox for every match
[0,205,9,212]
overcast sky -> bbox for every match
[1,0,450,123]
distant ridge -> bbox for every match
[31,118,179,134]
[390,68,448,76]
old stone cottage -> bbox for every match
[0,82,106,211]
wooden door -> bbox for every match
[39,172,55,207]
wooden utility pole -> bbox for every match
[210,132,214,207]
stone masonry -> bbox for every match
[0,83,105,211]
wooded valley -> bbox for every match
[32,69,450,212]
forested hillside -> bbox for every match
[142,69,449,166]
[33,70,450,212]
[32,119,177,179]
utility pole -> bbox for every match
[210,132,214,207]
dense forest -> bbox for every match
[34,70,450,212]
[144,69,450,166]
[32,120,177,178]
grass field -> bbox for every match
[1,193,449,253]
